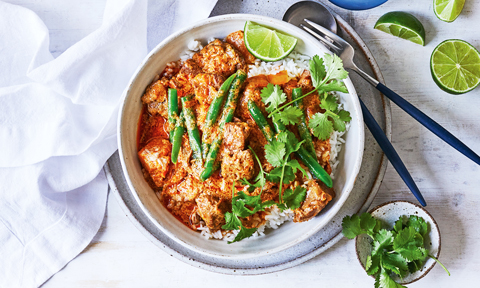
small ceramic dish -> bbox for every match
[355,201,441,284]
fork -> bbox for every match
[301,18,480,167]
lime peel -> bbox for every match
[244,21,297,62]
[431,39,480,94]
[374,12,426,46]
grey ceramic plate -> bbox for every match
[104,12,392,275]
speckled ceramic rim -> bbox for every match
[104,10,392,274]
[354,200,441,284]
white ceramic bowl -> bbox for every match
[356,201,441,284]
[117,14,364,258]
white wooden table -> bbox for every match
[8,0,479,287]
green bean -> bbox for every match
[201,73,236,160]
[181,95,202,161]
[168,89,179,143]
[200,70,247,181]
[171,110,185,164]
[295,147,333,188]
[292,87,316,158]
[247,100,274,143]
[249,101,333,188]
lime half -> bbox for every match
[434,0,465,22]
[431,39,480,94]
[374,12,426,46]
[244,21,297,62]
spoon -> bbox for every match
[283,1,337,34]
[282,1,427,207]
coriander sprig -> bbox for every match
[342,213,450,288]
[309,93,352,140]
[267,54,349,118]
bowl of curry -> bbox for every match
[118,14,364,258]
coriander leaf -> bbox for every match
[222,212,242,231]
[265,140,285,167]
[283,186,307,210]
[276,131,288,143]
[366,255,373,270]
[408,259,423,273]
[319,93,339,112]
[260,200,277,209]
[406,215,428,237]
[239,178,254,187]
[341,214,363,239]
[378,269,407,288]
[236,191,261,208]
[367,254,381,276]
[318,79,348,94]
[261,83,286,113]
[360,212,379,237]
[287,159,308,178]
[309,55,326,88]
[374,273,381,288]
[275,106,303,125]
[323,53,349,80]
[382,253,409,278]
[232,198,258,218]
[372,229,394,256]
[282,166,297,185]
[342,213,381,239]
[394,217,404,233]
[393,226,426,261]
[266,166,295,185]
[309,112,333,141]
[337,109,352,123]
[284,131,303,155]
[276,203,288,212]
[265,167,282,183]
[331,115,347,132]
[230,224,257,243]
[245,146,266,191]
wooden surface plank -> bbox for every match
[5,0,478,287]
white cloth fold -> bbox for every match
[0,0,217,287]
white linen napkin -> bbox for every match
[0,0,217,287]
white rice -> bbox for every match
[182,40,349,241]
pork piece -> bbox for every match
[169,59,202,96]
[297,70,322,121]
[221,150,255,182]
[225,30,256,64]
[314,138,332,175]
[293,180,334,222]
[141,77,170,118]
[193,39,246,77]
[166,175,202,202]
[164,134,192,186]
[223,122,251,153]
[191,73,225,128]
[237,75,269,122]
[195,194,230,230]
[191,73,225,106]
[163,197,197,229]
[221,122,255,181]
[138,138,172,187]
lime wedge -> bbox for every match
[431,39,480,94]
[434,0,465,22]
[374,12,426,46]
[244,21,297,62]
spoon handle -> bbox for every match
[359,98,427,207]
